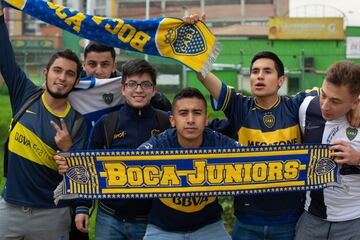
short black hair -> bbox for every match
[172,87,207,113]
[84,42,116,61]
[122,59,158,85]
[46,49,82,79]
[250,51,284,77]
[326,61,360,96]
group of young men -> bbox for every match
[1,3,360,240]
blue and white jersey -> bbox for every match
[299,95,360,221]
[69,76,125,131]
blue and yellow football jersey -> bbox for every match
[0,15,87,208]
[212,83,318,224]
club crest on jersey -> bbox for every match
[263,113,275,128]
[103,93,114,105]
[67,166,90,184]
[315,157,336,176]
[346,127,358,141]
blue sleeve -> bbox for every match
[287,88,319,116]
[0,15,38,115]
[211,82,251,136]
[207,118,236,139]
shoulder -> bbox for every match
[204,128,240,147]
[138,128,176,149]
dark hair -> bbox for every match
[122,59,158,85]
[46,49,82,79]
[172,87,207,113]
[250,51,284,77]
[326,61,360,96]
[84,42,116,61]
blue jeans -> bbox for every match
[95,207,147,240]
[232,219,296,240]
[143,221,231,240]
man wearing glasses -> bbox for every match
[75,59,171,240]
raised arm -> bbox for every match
[196,72,222,101]
[182,13,223,101]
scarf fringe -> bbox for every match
[53,179,79,205]
[200,40,221,77]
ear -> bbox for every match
[169,115,176,128]
[352,96,360,110]
[42,69,47,79]
[152,86,157,97]
[120,83,126,95]
[205,114,209,126]
[278,75,285,88]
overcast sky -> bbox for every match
[289,0,360,26]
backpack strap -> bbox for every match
[70,111,84,141]
[11,88,44,131]
[103,110,119,149]
[4,88,44,177]
[154,109,171,132]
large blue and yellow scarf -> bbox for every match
[3,0,219,75]
[54,144,339,203]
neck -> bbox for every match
[178,136,203,148]
[44,91,68,114]
[255,95,278,109]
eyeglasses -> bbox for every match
[124,80,154,90]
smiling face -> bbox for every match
[121,73,156,108]
[44,57,79,99]
[320,80,359,121]
[83,51,116,79]
[170,97,208,148]
[250,58,284,100]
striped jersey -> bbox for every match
[212,83,318,224]
[299,95,360,221]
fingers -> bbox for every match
[60,119,69,134]
[201,13,206,21]
[183,14,201,24]
[75,214,89,233]
[50,120,61,132]
[54,155,69,175]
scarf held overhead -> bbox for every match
[54,144,338,203]
[4,0,220,75]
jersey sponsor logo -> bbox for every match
[346,127,358,141]
[160,196,216,213]
[239,125,301,147]
[8,123,57,170]
[113,131,126,140]
[326,126,340,144]
[102,93,114,105]
[263,112,275,128]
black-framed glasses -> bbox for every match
[125,80,154,90]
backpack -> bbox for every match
[103,108,171,149]
[3,89,84,177]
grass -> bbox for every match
[0,91,235,238]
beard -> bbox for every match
[45,78,76,99]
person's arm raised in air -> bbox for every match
[183,13,222,101]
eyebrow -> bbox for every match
[320,89,342,102]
